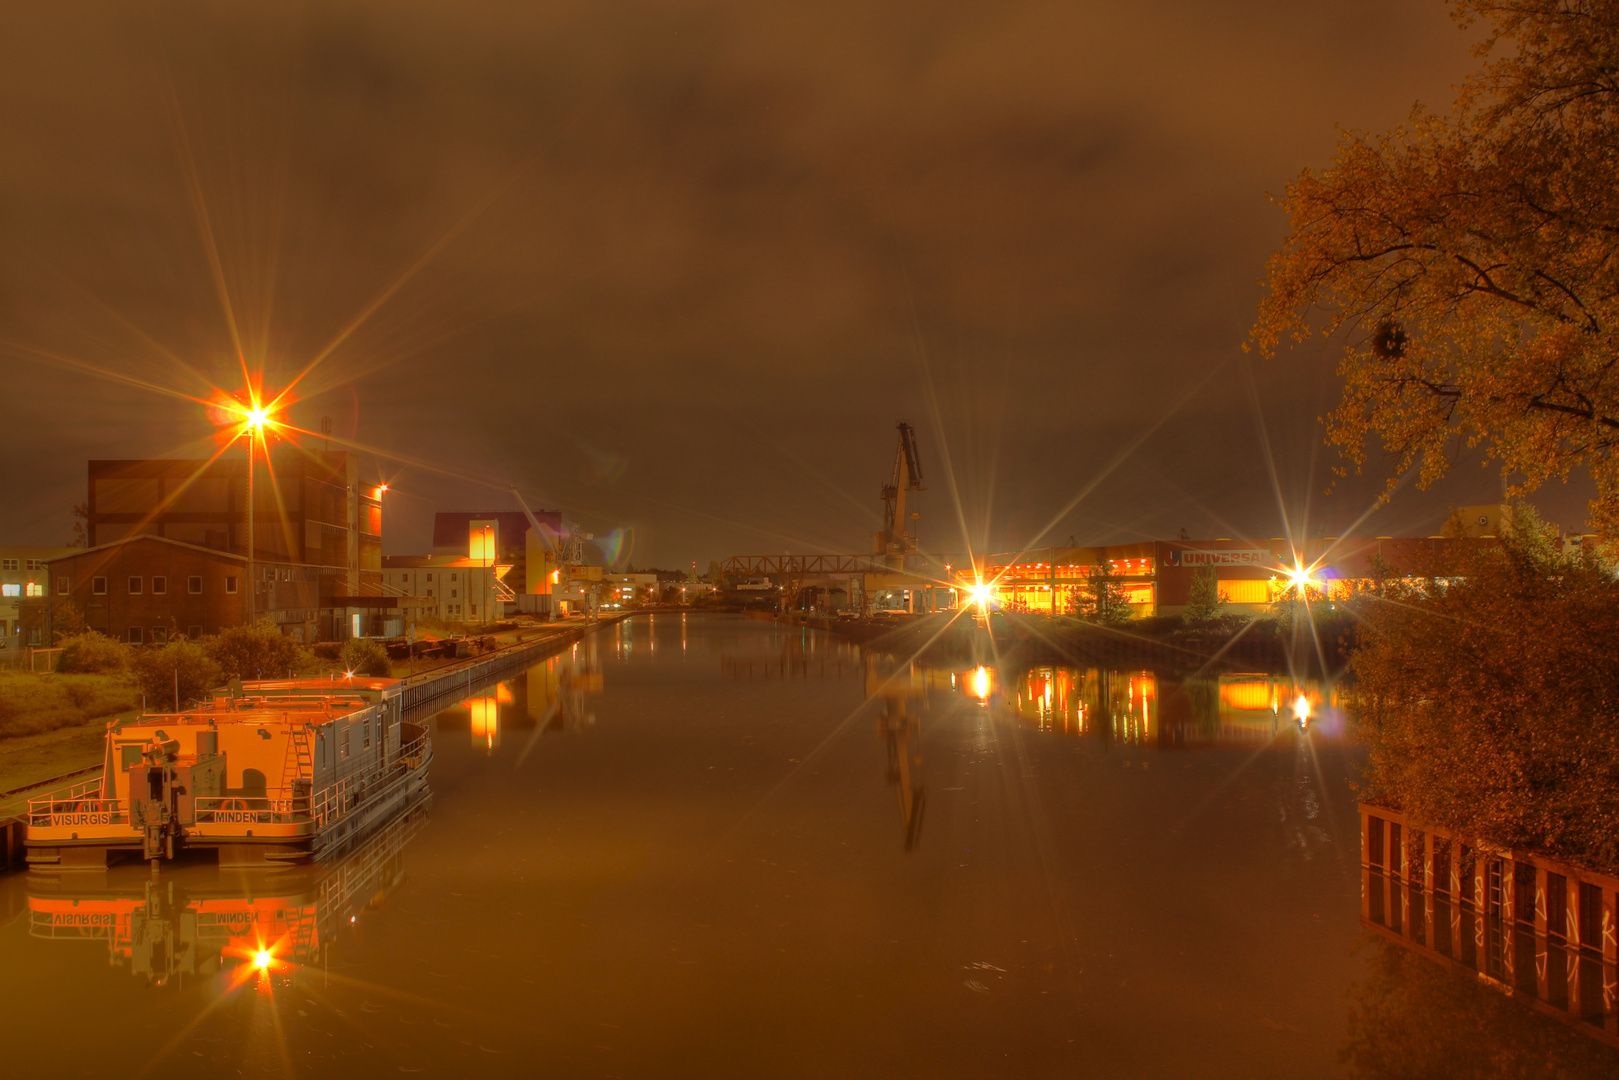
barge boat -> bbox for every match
[26,677,431,870]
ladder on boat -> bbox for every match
[282,726,314,811]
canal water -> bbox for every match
[0,613,1612,1078]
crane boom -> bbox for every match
[508,485,560,553]
[877,421,925,568]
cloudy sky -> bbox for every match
[0,1,1574,565]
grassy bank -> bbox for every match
[0,671,140,740]
[0,721,110,799]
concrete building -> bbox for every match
[433,509,562,616]
[380,556,511,626]
[603,572,657,608]
[0,545,75,657]
[80,451,384,639]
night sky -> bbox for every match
[0,2,1577,566]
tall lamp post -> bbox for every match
[242,412,266,625]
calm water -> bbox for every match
[0,614,1607,1077]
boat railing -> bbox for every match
[308,731,432,829]
[25,794,126,828]
[27,776,107,813]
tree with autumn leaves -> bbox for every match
[1254,1,1619,538]
[1259,3,1619,870]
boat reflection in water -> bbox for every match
[25,796,431,987]
[435,643,603,754]
[1354,804,1619,1072]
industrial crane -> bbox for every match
[874,421,925,570]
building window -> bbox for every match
[152,576,167,595]
[26,627,42,645]
[26,559,44,570]
[225,576,238,594]
[92,576,108,595]
[363,720,371,749]
[25,582,43,597]
[0,559,16,571]
[451,589,458,598]
[56,576,69,596]
[153,626,168,645]
[188,576,203,595]
[188,625,203,638]
[426,573,433,582]
[340,728,350,760]
[451,573,458,582]
[128,627,144,645]
[471,603,477,616]
[128,576,143,595]
[0,584,17,598]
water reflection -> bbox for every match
[25,798,429,986]
[863,657,946,851]
[1358,813,1619,1065]
[435,641,603,753]
[995,667,1346,746]
[0,616,1478,1078]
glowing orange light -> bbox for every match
[969,666,992,701]
[1293,693,1312,726]
[1272,555,1324,599]
[254,949,272,970]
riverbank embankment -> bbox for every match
[762,609,1354,674]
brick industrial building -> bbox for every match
[48,450,384,642]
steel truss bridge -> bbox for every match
[722,554,887,576]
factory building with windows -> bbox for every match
[961,518,1538,619]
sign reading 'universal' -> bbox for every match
[1164,549,1274,568]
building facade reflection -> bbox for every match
[438,641,603,752]
[995,667,1340,746]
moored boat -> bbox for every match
[26,677,431,870]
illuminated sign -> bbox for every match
[1164,549,1273,568]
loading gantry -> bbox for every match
[875,421,925,571]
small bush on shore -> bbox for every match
[207,619,314,681]
[131,638,222,711]
[338,637,392,677]
[57,632,133,674]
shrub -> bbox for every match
[338,637,392,677]
[1353,539,1619,872]
[207,619,313,681]
[58,632,132,674]
[131,638,222,711]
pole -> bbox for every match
[173,667,179,712]
[246,431,255,627]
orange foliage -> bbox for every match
[1254,2,1619,537]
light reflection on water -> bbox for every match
[0,613,1611,1079]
